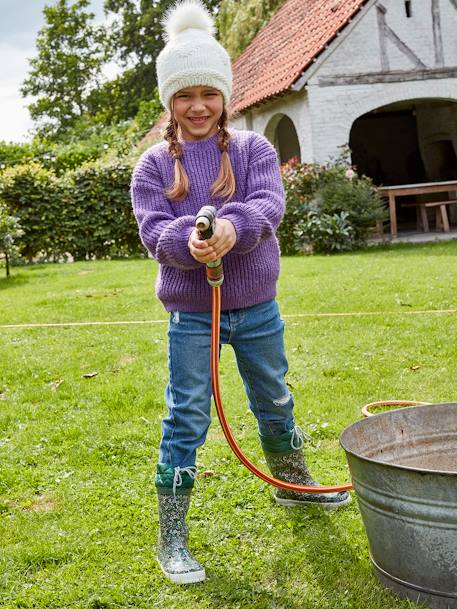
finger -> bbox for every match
[191,236,208,248]
[208,233,222,245]
[210,232,229,250]
[207,229,225,246]
[191,250,210,263]
[214,240,234,258]
[195,254,215,264]
[191,243,207,253]
[214,236,232,255]
[190,249,210,261]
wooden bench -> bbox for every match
[400,199,457,233]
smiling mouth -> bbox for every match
[188,117,209,125]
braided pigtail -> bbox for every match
[211,108,236,200]
[164,115,189,201]
[164,106,235,202]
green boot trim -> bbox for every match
[259,428,301,454]
[155,464,197,495]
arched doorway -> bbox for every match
[349,99,457,229]
[264,114,301,163]
[349,99,457,186]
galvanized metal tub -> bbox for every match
[340,402,457,609]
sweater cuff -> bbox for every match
[218,210,259,254]
[157,216,200,269]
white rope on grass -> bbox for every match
[0,319,168,329]
[284,308,457,318]
[0,308,455,329]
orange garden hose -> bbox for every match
[198,206,427,495]
[209,288,430,493]
[210,285,353,494]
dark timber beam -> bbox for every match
[318,66,457,87]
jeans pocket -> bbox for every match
[170,311,180,325]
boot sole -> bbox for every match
[275,493,352,510]
[159,561,206,584]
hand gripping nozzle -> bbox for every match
[195,206,224,287]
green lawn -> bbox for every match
[1,241,456,609]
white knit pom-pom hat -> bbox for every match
[156,0,232,110]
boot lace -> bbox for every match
[290,425,311,450]
[173,465,198,497]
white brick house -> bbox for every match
[230,0,457,188]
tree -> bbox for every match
[105,0,220,66]
[0,204,23,278]
[85,65,156,124]
[98,0,220,122]
[217,0,284,59]
[21,0,108,139]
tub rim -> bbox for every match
[339,402,457,477]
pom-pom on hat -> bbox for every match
[156,0,232,110]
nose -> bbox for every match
[190,98,206,112]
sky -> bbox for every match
[0,0,116,143]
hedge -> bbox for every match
[0,148,387,264]
[0,160,144,262]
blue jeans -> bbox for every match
[159,299,295,468]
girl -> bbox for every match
[131,0,350,586]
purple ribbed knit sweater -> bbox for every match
[130,128,285,312]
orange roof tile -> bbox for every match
[230,0,369,114]
[140,111,170,146]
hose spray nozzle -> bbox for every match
[195,205,224,287]
[195,205,217,239]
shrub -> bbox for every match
[67,159,141,260]
[31,121,136,175]
[311,164,386,248]
[0,159,144,262]
[278,158,318,255]
[295,209,355,254]
[279,155,386,255]
[0,163,62,261]
[0,92,164,264]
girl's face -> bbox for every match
[172,86,224,142]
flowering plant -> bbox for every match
[279,152,386,254]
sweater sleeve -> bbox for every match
[130,152,200,270]
[217,135,285,254]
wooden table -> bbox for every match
[378,180,457,239]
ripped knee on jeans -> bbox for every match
[273,392,292,407]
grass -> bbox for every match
[1,240,456,609]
